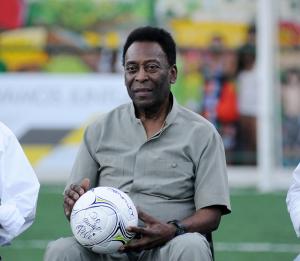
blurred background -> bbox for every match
[0,0,300,260]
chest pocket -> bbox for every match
[98,156,124,187]
[144,158,194,199]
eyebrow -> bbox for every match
[125,59,161,65]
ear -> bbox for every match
[169,64,177,84]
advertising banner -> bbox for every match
[0,74,130,181]
[0,73,129,136]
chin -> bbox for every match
[134,101,153,109]
[132,96,153,106]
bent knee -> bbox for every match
[44,237,85,261]
[170,233,210,251]
[162,233,212,260]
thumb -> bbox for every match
[81,178,90,192]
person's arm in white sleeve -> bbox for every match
[287,163,300,237]
[0,124,40,246]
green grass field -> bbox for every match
[1,186,300,261]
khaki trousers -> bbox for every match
[44,233,212,261]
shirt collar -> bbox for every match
[164,93,179,127]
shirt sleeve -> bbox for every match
[0,130,40,246]
[65,123,100,192]
[286,163,300,237]
[194,129,231,215]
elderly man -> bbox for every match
[44,26,231,261]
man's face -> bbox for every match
[124,41,177,110]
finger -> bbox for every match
[122,236,159,252]
[69,189,81,200]
[63,202,71,220]
[64,195,75,208]
[64,188,79,201]
[138,210,158,224]
[70,184,85,196]
[81,178,90,192]
[127,226,146,234]
[121,238,148,252]
[127,226,153,236]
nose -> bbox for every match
[135,67,148,82]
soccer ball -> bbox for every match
[70,186,138,254]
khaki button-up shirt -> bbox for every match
[67,96,231,222]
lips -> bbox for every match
[133,88,153,96]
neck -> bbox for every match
[136,93,172,120]
[135,96,172,139]
[140,98,170,120]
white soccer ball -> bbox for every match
[70,186,138,254]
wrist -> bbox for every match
[167,220,187,237]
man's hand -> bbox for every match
[119,209,176,253]
[63,178,90,220]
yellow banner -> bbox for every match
[0,27,48,71]
[170,20,248,48]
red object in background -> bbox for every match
[280,21,300,47]
[216,82,239,123]
[0,0,26,29]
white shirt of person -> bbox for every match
[237,67,257,117]
[0,122,40,246]
[287,163,300,237]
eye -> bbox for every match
[125,64,138,74]
[144,63,160,73]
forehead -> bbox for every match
[125,41,167,63]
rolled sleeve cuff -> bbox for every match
[0,203,25,238]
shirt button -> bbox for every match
[171,163,177,168]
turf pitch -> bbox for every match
[1,186,299,261]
